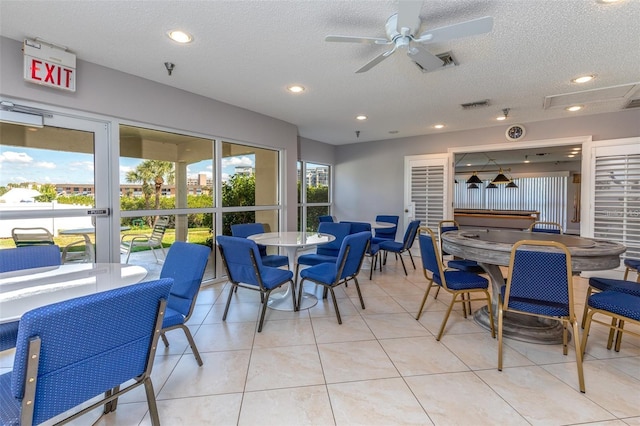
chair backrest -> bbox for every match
[374,215,399,240]
[418,227,445,285]
[528,221,563,234]
[401,220,422,250]
[160,242,210,318]
[318,215,334,223]
[335,231,371,280]
[0,245,61,272]
[340,221,372,234]
[11,278,173,425]
[504,240,574,316]
[231,223,268,256]
[216,235,265,287]
[438,219,460,257]
[11,227,55,247]
[149,216,170,242]
[316,222,352,257]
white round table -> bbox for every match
[248,231,335,310]
[0,263,148,323]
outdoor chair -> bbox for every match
[0,278,172,426]
[379,219,421,276]
[416,227,494,341]
[11,227,55,247]
[217,235,295,331]
[498,240,585,393]
[231,223,288,268]
[0,245,62,352]
[581,290,640,355]
[370,215,398,245]
[120,216,169,264]
[528,221,563,234]
[298,231,370,324]
[159,242,211,366]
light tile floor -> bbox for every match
[2,254,640,425]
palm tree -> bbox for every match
[126,160,174,223]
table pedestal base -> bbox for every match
[267,286,318,311]
[473,306,570,345]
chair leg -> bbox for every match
[143,377,161,426]
[222,284,235,321]
[289,280,298,312]
[498,297,504,370]
[571,319,586,393]
[484,290,496,338]
[606,317,617,349]
[615,320,625,352]
[329,287,342,324]
[258,290,271,332]
[180,324,204,366]
[580,308,594,357]
[353,277,365,309]
[436,292,458,341]
[398,253,408,276]
[416,281,435,320]
[460,293,468,318]
[408,250,416,270]
[160,332,169,348]
[581,287,594,328]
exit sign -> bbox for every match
[23,39,76,92]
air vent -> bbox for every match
[543,82,640,109]
[414,51,458,73]
[624,98,640,109]
[461,99,490,110]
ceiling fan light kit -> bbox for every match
[325,1,494,74]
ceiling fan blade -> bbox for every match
[416,16,494,44]
[355,49,394,73]
[396,0,423,32]
[407,45,444,72]
[325,35,389,44]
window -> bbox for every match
[298,161,331,231]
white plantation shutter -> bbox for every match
[593,149,640,260]
[405,154,448,232]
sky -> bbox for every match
[0,146,254,187]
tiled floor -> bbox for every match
[2,255,640,425]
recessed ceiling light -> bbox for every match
[287,85,305,93]
[571,75,595,84]
[596,0,623,3]
[388,130,399,134]
[167,30,193,43]
[433,124,445,129]
[496,116,507,121]
[566,105,583,112]
[356,115,367,121]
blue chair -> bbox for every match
[528,221,563,234]
[217,235,295,331]
[295,222,352,281]
[498,240,585,393]
[159,242,210,366]
[298,232,371,324]
[341,221,380,280]
[231,223,289,268]
[371,215,398,245]
[438,220,484,273]
[623,258,640,282]
[318,215,334,223]
[0,278,172,426]
[416,227,495,340]
[581,290,640,354]
[0,245,62,352]
[379,220,421,276]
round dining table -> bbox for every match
[248,231,335,311]
[0,263,148,323]
[441,229,626,344]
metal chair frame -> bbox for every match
[581,293,640,354]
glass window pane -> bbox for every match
[305,163,330,203]
[222,210,280,236]
[306,206,330,232]
[222,142,279,207]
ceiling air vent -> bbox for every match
[414,51,458,73]
[624,98,640,109]
[461,99,490,110]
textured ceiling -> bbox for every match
[1,0,639,146]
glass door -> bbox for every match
[0,112,112,262]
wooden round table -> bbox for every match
[441,229,626,344]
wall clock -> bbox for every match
[506,124,526,141]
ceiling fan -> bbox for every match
[325,0,493,73]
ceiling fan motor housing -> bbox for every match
[385,13,421,44]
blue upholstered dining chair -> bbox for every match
[0,278,172,426]
[0,245,62,353]
[370,215,398,245]
[498,240,585,393]
[340,221,380,280]
[623,258,640,282]
[438,220,484,273]
[217,235,295,331]
[295,222,352,281]
[379,219,421,276]
[416,227,495,341]
[231,223,289,268]
[528,221,563,234]
[298,231,371,324]
[318,215,334,223]
[581,290,640,355]
[159,242,210,366]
